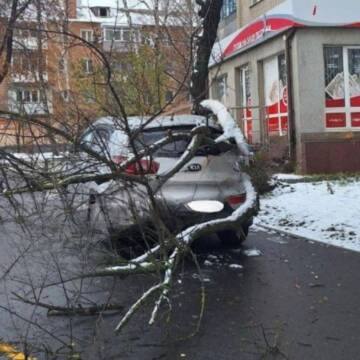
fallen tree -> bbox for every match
[4,100,258,334]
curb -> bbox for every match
[254,223,313,241]
[254,223,359,253]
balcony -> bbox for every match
[8,89,53,115]
[11,72,48,83]
[8,102,53,115]
[13,36,47,50]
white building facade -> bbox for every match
[211,0,360,173]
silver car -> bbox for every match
[78,114,254,246]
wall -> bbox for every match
[209,34,286,144]
[218,13,238,40]
[237,0,285,28]
[292,28,360,173]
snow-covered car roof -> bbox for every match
[92,115,222,131]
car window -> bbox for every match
[81,127,112,154]
[135,126,226,158]
[135,130,190,158]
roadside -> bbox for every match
[95,229,360,360]
[0,215,360,359]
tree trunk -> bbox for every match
[190,0,223,114]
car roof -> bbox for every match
[92,114,222,131]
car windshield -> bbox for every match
[135,126,226,158]
[135,129,190,158]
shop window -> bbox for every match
[263,54,288,136]
[324,46,360,129]
[213,75,228,104]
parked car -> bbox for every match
[77,114,254,246]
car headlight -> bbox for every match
[186,200,224,213]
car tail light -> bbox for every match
[227,194,247,208]
[112,155,159,175]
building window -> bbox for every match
[324,46,360,129]
[80,29,94,42]
[104,28,139,43]
[12,52,46,73]
[221,0,236,18]
[99,7,110,17]
[61,90,70,102]
[13,28,38,39]
[165,90,174,103]
[82,58,93,74]
[16,89,43,104]
[58,58,65,73]
[91,7,110,17]
[213,75,228,104]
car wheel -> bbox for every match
[217,224,250,247]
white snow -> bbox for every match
[255,179,360,252]
[0,151,67,165]
[273,173,305,181]
[242,249,262,257]
[200,100,251,157]
[76,0,181,26]
[228,264,243,270]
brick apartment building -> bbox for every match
[0,0,191,148]
[212,0,360,173]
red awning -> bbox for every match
[210,0,360,66]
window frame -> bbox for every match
[324,45,360,131]
[80,29,94,42]
[221,0,236,19]
[15,89,42,104]
[82,58,94,74]
[104,28,139,43]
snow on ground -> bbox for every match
[273,173,305,181]
[228,264,243,270]
[242,249,262,257]
[255,179,360,252]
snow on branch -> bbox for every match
[99,101,258,333]
[200,99,251,157]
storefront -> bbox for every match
[210,0,360,173]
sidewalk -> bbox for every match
[255,176,360,252]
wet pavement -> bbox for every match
[0,211,360,360]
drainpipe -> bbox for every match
[285,28,296,164]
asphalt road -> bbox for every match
[0,214,360,360]
[110,229,360,360]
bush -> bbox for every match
[244,151,274,194]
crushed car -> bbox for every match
[75,101,257,247]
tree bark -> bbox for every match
[190,0,223,114]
